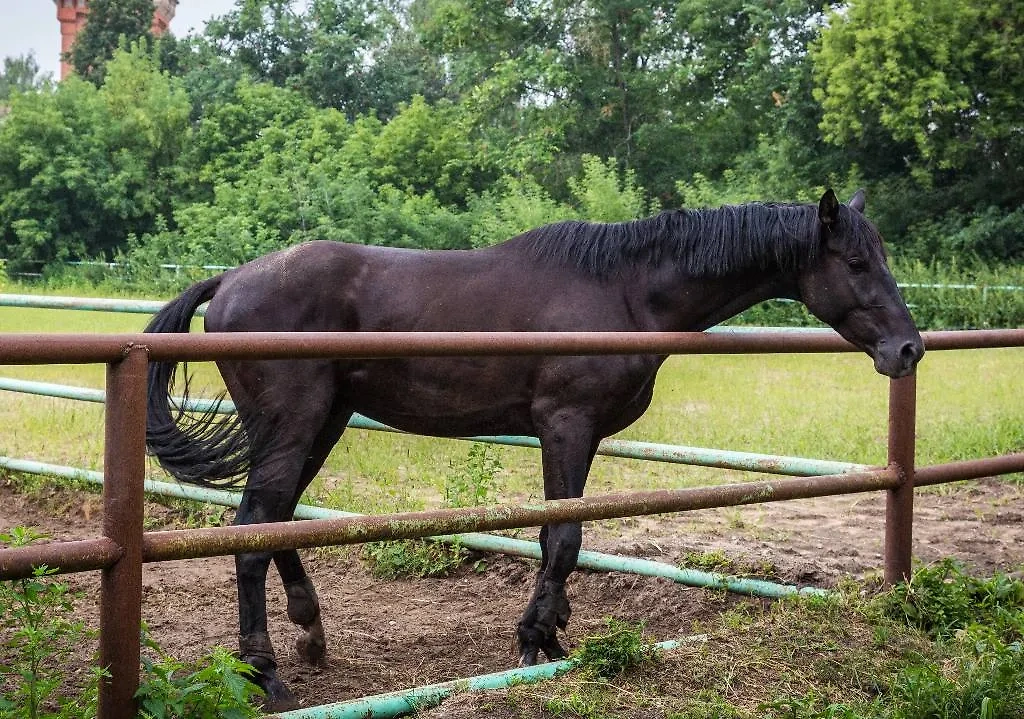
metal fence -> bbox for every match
[1,328,1023,719]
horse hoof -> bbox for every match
[543,637,568,661]
[519,648,539,666]
[296,631,327,665]
[259,676,300,712]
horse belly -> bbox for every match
[345,358,537,437]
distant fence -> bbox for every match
[3,258,1023,292]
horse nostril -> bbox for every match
[899,341,922,366]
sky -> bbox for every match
[0,0,238,79]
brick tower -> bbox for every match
[53,0,179,80]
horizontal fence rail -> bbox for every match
[1,328,1023,365]
[0,325,1022,719]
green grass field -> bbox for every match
[0,303,1021,513]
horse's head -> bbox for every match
[797,189,924,378]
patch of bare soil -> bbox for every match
[1,477,1022,713]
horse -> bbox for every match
[144,188,923,710]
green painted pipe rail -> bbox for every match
[272,637,690,719]
[0,293,201,315]
[0,377,871,478]
[0,456,825,599]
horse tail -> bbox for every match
[145,275,252,488]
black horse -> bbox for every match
[145,189,923,709]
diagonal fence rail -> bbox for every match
[1,328,1023,719]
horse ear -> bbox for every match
[818,189,840,226]
[849,188,866,213]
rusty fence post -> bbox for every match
[884,373,917,585]
[98,345,148,719]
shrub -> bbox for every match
[443,442,503,508]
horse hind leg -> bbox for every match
[235,482,304,711]
[272,407,352,667]
[227,366,346,710]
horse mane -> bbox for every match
[512,202,881,278]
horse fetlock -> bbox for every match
[239,631,278,673]
[284,577,321,626]
[538,579,571,630]
[295,615,328,665]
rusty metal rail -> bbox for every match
[0,328,1022,719]
[1,328,1023,364]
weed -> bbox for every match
[890,629,1024,719]
[0,527,100,719]
[543,684,608,719]
[443,442,503,508]
[147,497,231,530]
[0,527,264,719]
[682,549,735,573]
[667,693,746,718]
[136,632,263,719]
[360,539,469,579]
[571,618,661,680]
[759,692,872,718]
[878,559,1024,641]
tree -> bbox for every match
[69,0,154,84]
[203,0,443,119]
[0,45,189,268]
[0,53,50,101]
[813,0,1024,181]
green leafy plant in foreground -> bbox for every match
[0,527,99,719]
[136,633,263,719]
[879,558,1024,642]
[1,527,262,719]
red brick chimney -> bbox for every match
[53,0,178,80]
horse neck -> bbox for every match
[636,264,797,332]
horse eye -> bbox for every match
[847,257,868,273]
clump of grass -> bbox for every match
[360,539,469,579]
[682,549,736,573]
[570,618,661,680]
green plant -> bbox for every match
[0,527,100,719]
[760,692,869,719]
[878,559,1024,642]
[135,633,263,719]
[443,442,503,508]
[682,549,736,573]
[570,618,661,680]
[890,629,1024,719]
[360,539,469,579]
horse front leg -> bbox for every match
[517,417,599,665]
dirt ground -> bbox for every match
[1,475,1022,713]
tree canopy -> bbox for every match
[0,0,1021,272]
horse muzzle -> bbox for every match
[872,337,925,378]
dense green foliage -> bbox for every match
[0,0,1021,283]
